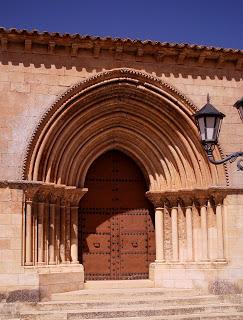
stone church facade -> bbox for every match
[0,28,242,300]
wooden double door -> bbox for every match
[78,150,155,280]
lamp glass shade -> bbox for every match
[196,115,222,144]
[194,101,225,146]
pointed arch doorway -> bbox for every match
[78,150,155,280]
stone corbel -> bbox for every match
[177,51,187,65]
[1,38,7,51]
[235,58,243,71]
[136,47,144,62]
[197,51,211,66]
[217,55,225,69]
[93,43,101,58]
[156,50,165,62]
[71,43,79,57]
[48,41,55,54]
[24,39,32,53]
[115,45,123,60]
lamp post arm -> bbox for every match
[206,151,243,171]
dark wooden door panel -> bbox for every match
[79,150,155,280]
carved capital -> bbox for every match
[196,196,209,208]
[24,185,41,202]
[65,188,88,206]
[146,191,163,207]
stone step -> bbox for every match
[2,314,243,320]
[50,287,200,302]
[26,295,227,311]
[68,313,243,320]
[18,303,243,319]
[84,280,154,289]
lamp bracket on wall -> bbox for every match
[204,145,243,171]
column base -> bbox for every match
[155,259,166,263]
[215,258,227,262]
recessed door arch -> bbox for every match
[78,150,155,280]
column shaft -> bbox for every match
[25,201,33,266]
[48,203,56,264]
[60,205,66,263]
[171,207,179,262]
[71,206,79,263]
[155,207,165,262]
[55,203,60,264]
[216,203,225,261]
[37,202,45,264]
[201,204,209,261]
[186,206,193,261]
[65,205,71,263]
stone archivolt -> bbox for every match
[23,68,226,191]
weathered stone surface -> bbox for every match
[0,28,242,303]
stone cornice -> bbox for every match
[0,27,242,70]
[146,186,243,206]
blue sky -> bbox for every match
[1,0,242,49]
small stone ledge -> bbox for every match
[0,180,43,190]
[151,261,228,269]
[24,263,84,274]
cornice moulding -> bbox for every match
[0,27,242,70]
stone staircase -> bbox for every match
[1,283,243,320]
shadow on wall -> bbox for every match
[0,51,242,82]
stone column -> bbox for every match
[24,185,41,266]
[55,199,61,264]
[49,201,56,265]
[171,204,179,262]
[37,201,45,264]
[25,199,33,266]
[60,200,66,264]
[200,199,209,261]
[215,197,225,261]
[185,203,193,262]
[66,188,88,264]
[155,207,165,262]
[65,203,71,263]
[71,206,79,263]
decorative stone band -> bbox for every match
[146,186,243,264]
[0,28,242,70]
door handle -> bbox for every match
[132,241,138,248]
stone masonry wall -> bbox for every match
[0,50,242,186]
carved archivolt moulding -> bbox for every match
[22,68,227,191]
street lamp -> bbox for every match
[194,95,243,171]
[233,97,243,121]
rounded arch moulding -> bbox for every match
[22,68,227,191]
